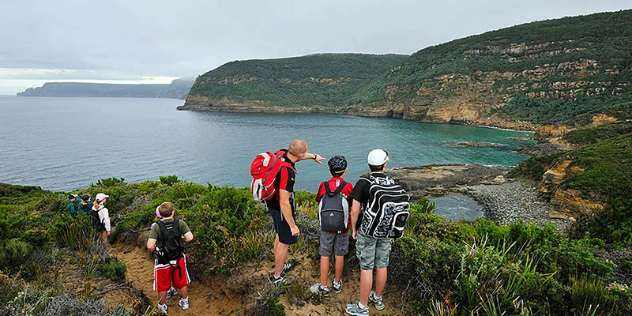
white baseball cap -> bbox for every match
[367,149,389,166]
[95,193,109,201]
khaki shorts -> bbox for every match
[355,232,393,270]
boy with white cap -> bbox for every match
[346,149,392,316]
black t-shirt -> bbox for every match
[351,173,387,205]
[266,153,296,213]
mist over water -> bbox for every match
[0,96,534,192]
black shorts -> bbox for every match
[268,207,298,245]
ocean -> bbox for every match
[0,96,534,195]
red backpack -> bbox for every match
[251,149,295,203]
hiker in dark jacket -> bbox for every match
[79,194,94,216]
[67,194,79,217]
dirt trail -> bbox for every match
[113,242,405,315]
[112,244,241,315]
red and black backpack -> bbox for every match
[250,149,295,203]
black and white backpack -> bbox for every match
[318,181,349,232]
[359,175,410,239]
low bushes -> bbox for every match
[2,177,631,315]
[388,204,630,315]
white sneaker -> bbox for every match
[157,303,168,314]
[309,283,330,296]
[369,290,385,310]
[166,287,179,299]
[332,279,342,293]
[179,298,189,310]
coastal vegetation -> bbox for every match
[4,8,632,316]
[187,53,408,106]
[1,171,630,315]
[511,124,632,251]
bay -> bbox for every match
[0,96,534,193]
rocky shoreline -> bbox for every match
[386,164,574,233]
[177,102,542,133]
[461,181,573,233]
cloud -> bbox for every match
[0,0,630,94]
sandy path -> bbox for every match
[113,244,242,315]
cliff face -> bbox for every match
[182,10,632,134]
[538,160,607,218]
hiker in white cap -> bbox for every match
[347,149,393,316]
[92,193,111,244]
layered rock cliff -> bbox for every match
[181,10,632,134]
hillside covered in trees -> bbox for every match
[182,10,632,129]
[182,53,407,107]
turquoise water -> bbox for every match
[0,96,534,192]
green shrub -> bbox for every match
[186,186,267,273]
[0,240,33,275]
[22,228,52,248]
[261,297,285,316]
[100,257,127,282]
[95,177,126,187]
[159,175,181,186]
[509,153,560,182]
[571,189,632,247]
[564,122,632,146]
[35,193,66,213]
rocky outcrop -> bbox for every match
[538,160,608,218]
[550,189,607,216]
[384,164,512,199]
[516,142,567,156]
[384,165,573,232]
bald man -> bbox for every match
[268,139,324,284]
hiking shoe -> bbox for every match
[269,272,286,284]
[345,301,369,316]
[369,290,385,311]
[309,283,330,296]
[282,261,294,273]
[333,279,343,293]
[157,303,168,314]
[165,287,178,299]
[178,298,189,310]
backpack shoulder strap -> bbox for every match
[332,180,347,195]
[173,218,180,235]
[157,220,167,241]
[323,181,332,195]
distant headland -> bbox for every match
[17,78,194,100]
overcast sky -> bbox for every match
[0,0,630,95]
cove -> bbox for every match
[0,96,535,192]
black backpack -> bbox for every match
[358,175,410,239]
[155,219,185,264]
[80,201,94,215]
[90,208,106,232]
[318,181,349,232]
